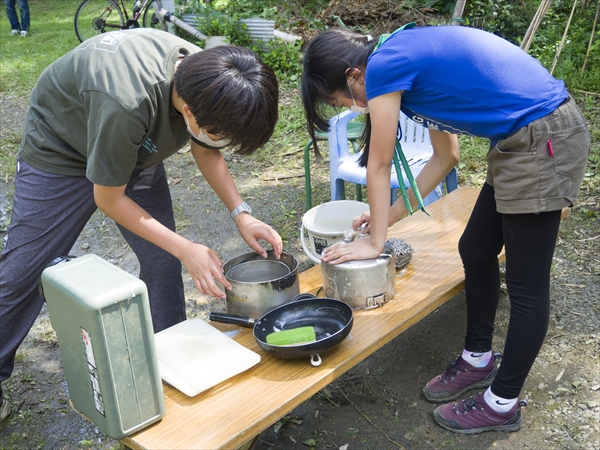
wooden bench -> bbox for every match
[122,187,490,450]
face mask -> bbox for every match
[184,115,232,148]
[347,80,369,115]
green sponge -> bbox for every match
[266,326,317,346]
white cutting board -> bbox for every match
[154,318,260,397]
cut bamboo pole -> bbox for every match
[582,0,600,74]
[521,0,554,52]
[551,0,580,74]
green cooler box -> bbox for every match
[40,254,165,439]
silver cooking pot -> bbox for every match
[223,250,300,317]
[321,245,396,310]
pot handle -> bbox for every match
[300,223,322,265]
[291,293,317,302]
[208,312,256,328]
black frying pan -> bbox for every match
[208,294,354,366]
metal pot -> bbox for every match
[321,245,396,310]
[223,250,300,318]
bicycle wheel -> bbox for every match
[74,0,125,43]
[142,0,167,31]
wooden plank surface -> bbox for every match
[123,187,485,450]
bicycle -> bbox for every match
[74,0,167,43]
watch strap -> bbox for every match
[230,201,252,220]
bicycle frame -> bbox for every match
[75,0,206,43]
[104,0,154,31]
[127,0,152,22]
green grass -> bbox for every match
[0,1,83,180]
[0,0,82,95]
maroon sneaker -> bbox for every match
[433,392,527,434]
[423,352,501,403]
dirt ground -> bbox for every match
[0,91,599,450]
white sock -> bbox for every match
[484,387,518,413]
[462,349,492,368]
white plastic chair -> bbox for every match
[328,110,458,205]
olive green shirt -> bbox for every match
[19,29,201,186]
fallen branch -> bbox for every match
[277,148,304,157]
[338,388,405,449]
[572,89,600,96]
[261,172,305,181]
[574,235,600,242]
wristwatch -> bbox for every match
[230,201,252,220]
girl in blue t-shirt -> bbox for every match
[301,25,590,435]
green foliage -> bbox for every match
[463,0,536,43]
[175,1,253,47]
[220,0,279,20]
[253,39,302,81]
[175,0,302,80]
[528,4,600,93]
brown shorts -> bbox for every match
[486,97,591,214]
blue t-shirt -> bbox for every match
[366,26,568,146]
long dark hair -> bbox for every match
[301,28,377,160]
[175,46,278,155]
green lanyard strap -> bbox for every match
[374,22,428,216]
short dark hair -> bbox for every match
[301,28,377,159]
[174,46,278,155]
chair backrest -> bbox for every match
[399,113,432,148]
[328,110,433,169]
[326,109,458,201]
[327,110,360,173]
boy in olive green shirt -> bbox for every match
[0,29,281,420]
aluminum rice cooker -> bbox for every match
[320,246,396,310]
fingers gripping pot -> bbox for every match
[223,250,300,318]
[321,245,396,310]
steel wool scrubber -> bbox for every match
[386,237,413,269]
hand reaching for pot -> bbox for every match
[180,242,232,299]
[234,213,283,259]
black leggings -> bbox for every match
[458,183,562,399]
